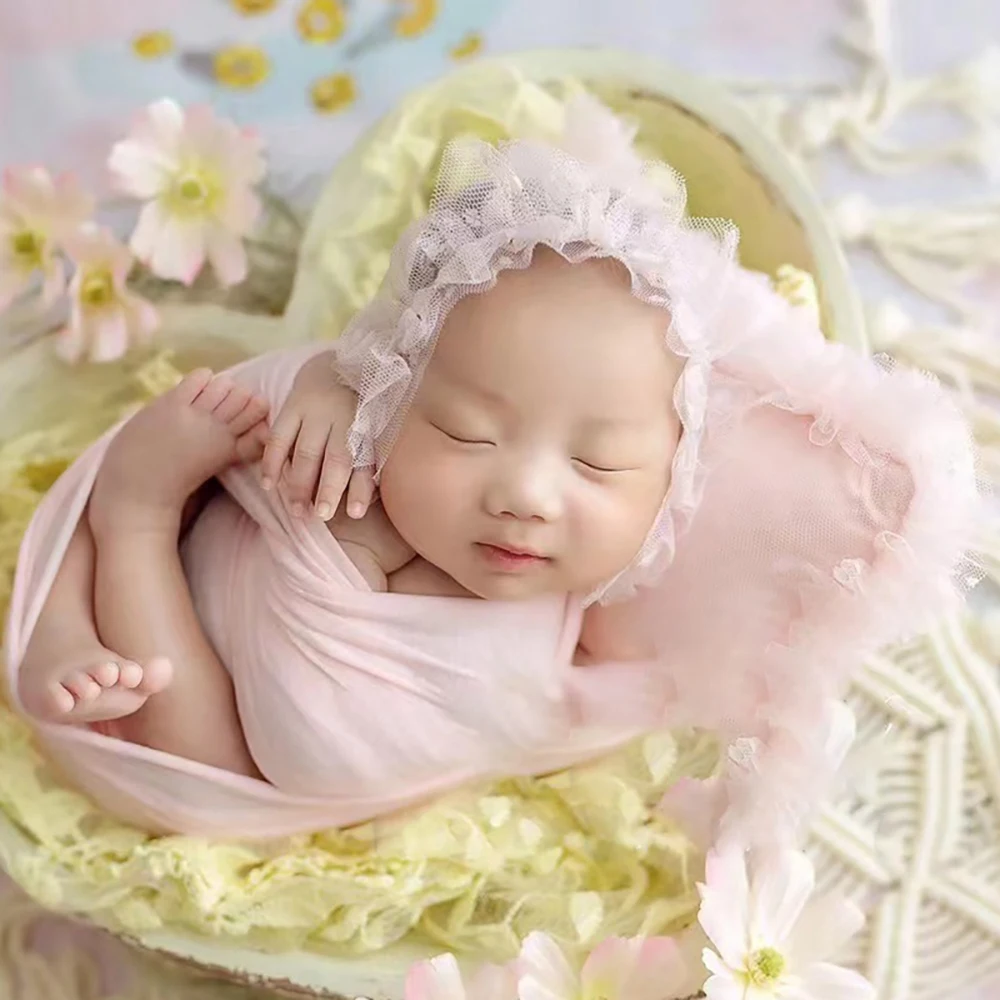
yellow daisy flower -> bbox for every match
[297,0,347,43]
[132,31,174,60]
[310,72,357,114]
[450,32,483,59]
[214,45,272,89]
[394,0,438,38]
[230,0,280,14]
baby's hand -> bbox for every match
[260,351,375,520]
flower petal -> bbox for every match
[108,139,174,199]
[89,306,130,363]
[750,849,815,947]
[580,937,637,1000]
[405,955,467,1000]
[517,932,578,1000]
[133,98,186,157]
[54,314,86,363]
[629,938,688,1000]
[2,165,55,218]
[124,294,160,345]
[699,848,750,967]
[206,226,248,286]
[788,896,865,966]
[217,186,261,234]
[703,973,745,1000]
[129,202,166,265]
[149,215,206,285]
[793,962,875,1000]
[467,963,518,1000]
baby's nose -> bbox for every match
[486,462,565,523]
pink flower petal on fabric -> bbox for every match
[582,937,686,1000]
[405,955,467,1000]
[580,938,638,1000]
[517,933,579,1000]
[150,215,205,285]
[467,963,518,1000]
[88,307,129,363]
[787,895,865,967]
[797,962,876,1000]
[750,849,815,946]
[206,226,248,287]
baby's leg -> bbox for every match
[17,515,171,723]
[87,369,269,776]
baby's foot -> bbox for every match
[19,641,172,725]
[90,369,269,538]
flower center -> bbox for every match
[746,947,786,987]
[177,173,209,204]
[11,229,45,270]
[80,267,116,308]
[166,168,220,217]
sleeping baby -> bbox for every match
[5,97,977,839]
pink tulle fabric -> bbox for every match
[3,98,981,842]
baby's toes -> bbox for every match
[91,661,121,688]
[212,383,253,423]
[192,374,234,414]
[136,657,173,695]
[46,682,77,716]
[117,661,145,690]
[174,368,214,405]
[229,395,270,437]
[235,422,269,465]
[63,671,101,704]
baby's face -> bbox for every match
[379,249,683,600]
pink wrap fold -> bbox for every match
[4,325,978,840]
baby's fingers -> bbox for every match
[313,445,353,521]
[261,410,301,491]
[345,467,376,520]
[286,419,330,515]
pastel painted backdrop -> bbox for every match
[0,0,866,196]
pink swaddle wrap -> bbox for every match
[3,332,977,841]
[3,97,980,843]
